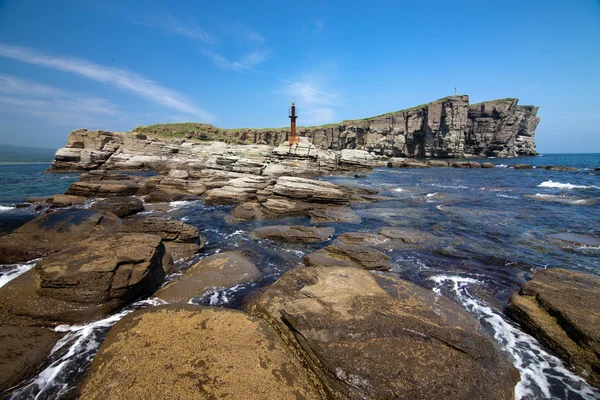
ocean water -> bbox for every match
[0,154,599,399]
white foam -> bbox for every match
[430,183,469,190]
[0,205,14,211]
[0,261,37,288]
[429,275,597,400]
[497,194,520,199]
[538,180,598,190]
[497,164,508,168]
[168,200,201,209]
[393,188,404,192]
[426,192,439,198]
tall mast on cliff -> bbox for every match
[289,101,298,144]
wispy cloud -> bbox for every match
[202,48,270,72]
[132,12,218,45]
[302,107,335,125]
[0,75,120,127]
[0,44,213,122]
[314,19,324,34]
[280,79,339,105]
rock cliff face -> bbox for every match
[49,95,539,172]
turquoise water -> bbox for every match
[1,154,599,399]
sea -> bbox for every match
[0,154,599,400]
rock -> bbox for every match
[524,194,596,206]
[451,161,481,168]
[80,306,325,400]
[426,160,450,167]
[168,169,189,179]
[507,268,600,387]
[308,207,362,224]
[401,161,430,168]
[482,162,495,168]
[0,326,62,393]
[204,186,258,205]
[91,196,144,218]
[227,202,265,223]
[0,234,167,326]
[154,252,260,304]
[272,177,348,204]
[544,165,578,171]
[46,194,86,208]
[65,180,142,197]
[546,232,600,247]
[144,190,186,203]
[387,157,406,168]
[247,266,519,399]
[339,149,375,166]
[513,164,533,169]
[335,228,433,250]
[249,226,334,243]
[119,218,203,262]
[304,243,392,271]
[0,209,121,264]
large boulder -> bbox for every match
[46,194,86,208]
[507,268,600,387]
[80,306,325,399]
[272,177,348,203]
[0,209,121,264]
[204,186,258,205]
[154,251,260,304]
[308,207,362,224]
[0,326,62,393]
[304,243,392,271]
[247,267,519,399]
[119,217,203,262]
[249,225,334,243]
[0,233,167,326]
[65,180,142,197]
[91,196,144,218]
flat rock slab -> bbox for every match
[47,194,86,208]
[80,306,325,400]
[272,177,348,204]
[154,251,260,304]
[308,207,362,224]
[0,325,62,393]
[525,194,597,206]
[0,209,121,264]
[249,225,334,243]
[304,243,392,271]
[507,268,600,387]
[335,227,434,250]
[546,232,600,247]
[247,266,519,399]
[91,196,144,218]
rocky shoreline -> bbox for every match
[2,115,600,399]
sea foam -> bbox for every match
[538,180,598,190]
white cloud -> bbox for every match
[280,79,339,105]
[132,12,218,45]
[0,75,66,97]
[302,107,335,125]
[202,48,270,72]
[0,44,214,122]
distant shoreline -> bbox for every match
[0,161,51,165]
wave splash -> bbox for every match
[538,180,598,190]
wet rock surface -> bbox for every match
[154,251,260,304]
[249,225,334,243]
[304,243,392,271]
[0,209,121,264]
[247,266,519,399]
[80,306,326,400]
[507,268,600,387]
[0,326,62,393]
[90,196,144,218]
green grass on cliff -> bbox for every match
[131,95,465,139]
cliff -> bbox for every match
[132,95,539,158]
[49,95,539,173]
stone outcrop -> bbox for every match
[154,252,260,304]
[91,196,144,218]
[249,225,334,243]
[507,268,600,387]
[303,243,392,271]
[48,96,539,173]
[80,306,326,399]
[0,234,168,326]
[0,209,121,264]
[246,266,519,399]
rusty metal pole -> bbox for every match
[289,102,298,144]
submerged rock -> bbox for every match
[91,196,144,218]
[308,207,362,224]
[546,232,600,247]
[304,243,392,271]
[80,306,325,400]
[154,251,260,304]
[249,225,334,243]
[0,234,167,326]
[0,325,62,393]
[0,209,121,264]
[247,266,519,399]
[507,268,600,387]
[524,194,596,206]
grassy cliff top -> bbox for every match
[131,95,466,139]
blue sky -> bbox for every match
[0,0,599,152]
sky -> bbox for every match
[0,0,599,152]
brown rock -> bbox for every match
[0,325,62,393]
[154,251,260,304]
[249,225,334,243]
[482,162,495,168]
[0,209,121,264]
[80,306,325,400]
[272,177,348,204]
[204,186,258,205]
[65,181,142,197]
[91,196,144,218]
[308,207,362,224]
[426,160,450,167]
[507,268,600,387]
[513,164,533,169]
[247,266,519,400]
[144,190,186,203]
[544,165,578,171]
[304,243,392,271]
[46,194,86,208]
[451,161,482,168]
